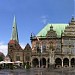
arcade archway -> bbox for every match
[71,58,75,67]
[40,58,46,68]
[32,58,39,67]
[55,58,62,68]
[63,58,69,67]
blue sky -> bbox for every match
[0,0,74,55]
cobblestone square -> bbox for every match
[0,68,75,75]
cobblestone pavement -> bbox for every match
[0,68,75,75]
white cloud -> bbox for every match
[0,42,8,56]
[0,42,25,56]
[41,15,48,24]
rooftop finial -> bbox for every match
[50,24,53,31]
[71,15,75,22]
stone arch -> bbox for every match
[32,58,39,67]
[40,58,46,68]
[55,56,62,60]
[55,58,62,68]
[47,58,50,68]
[71,58,75,67]
[63,58,69,68]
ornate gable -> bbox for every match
[46,25,57,38]
[24,43,32,52]
[63,16,75,36]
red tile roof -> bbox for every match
[9,40,15,44]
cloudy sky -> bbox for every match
[0,0,74,55]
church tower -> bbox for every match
[8,16,23,62]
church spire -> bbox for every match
[11,16,19,43]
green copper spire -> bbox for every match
[11,16,19,43]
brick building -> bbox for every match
[8,16,75,68]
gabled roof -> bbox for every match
[24,43,32,51]
[37,24,68,37]
[8,40,23,51]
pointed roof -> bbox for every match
[9,40,16,44]
[24,43,32,51]
[11,16,19,43]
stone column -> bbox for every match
[31,59,32,67]
[31,61,32,67]
[39,59,40,68]
[62,59,63,67]
[46,59,48,68]
[69,59,71,67]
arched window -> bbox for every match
[42,44,46,52]
[42,42,46,52]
